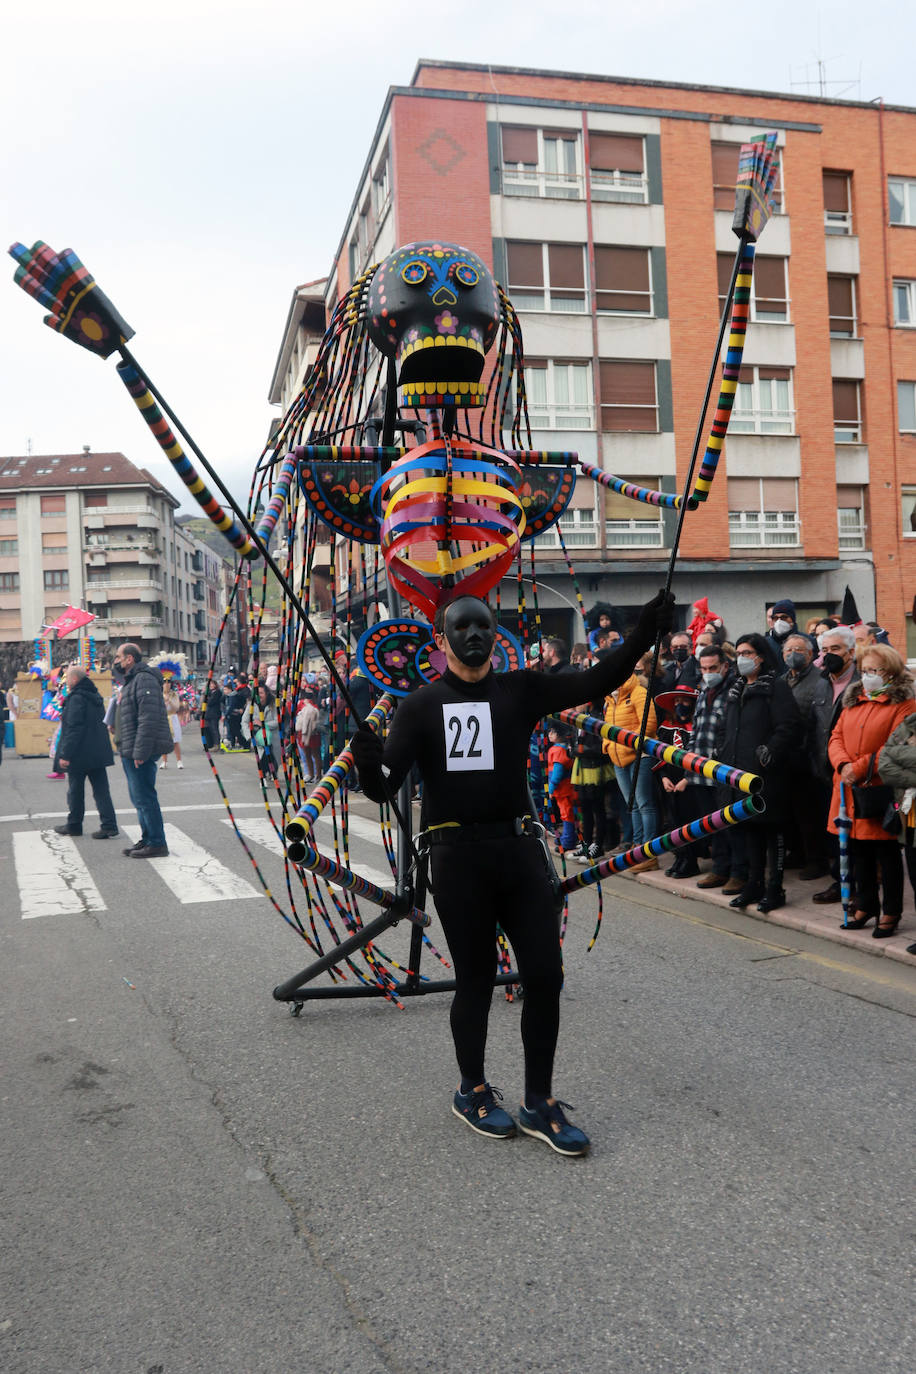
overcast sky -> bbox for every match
[1,0,910,519]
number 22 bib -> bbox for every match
[442,702,494,772]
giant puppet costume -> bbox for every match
[8,137,779,1064]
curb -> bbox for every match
[623,864,916,967]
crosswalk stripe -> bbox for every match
[14,831,106,920]
[121,823,262,904]
[225,815,395,892]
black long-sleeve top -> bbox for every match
[360,635,653,825]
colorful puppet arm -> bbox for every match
[8,241,134,359]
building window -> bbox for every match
[837,486,866,549]
[501,126,581,200]
[537,507,599,549]
[524,360,594,429]
[718,254,788,322]
[506,241,587,312]
[43,569,69,589]
[712,140,783,213]
[823,171,853,234]
[605,479,665,547]
[372,151,390,218]
[898,381,916,432]
[0,539,17,556]
[893,279,916,327]
[727,478,800,547]
[43,537,68,553]
[588,132,647,203]
[0,572,20,590]
[598,360,658,432]
[87,569,110,584]
[833,380,862,443]
[902,488,916,535]
[84,492,107,508]
[40,494,65,516]
[0,498,15,520]
[828,276,858,336]
[88,602,110,619]
[595,246,652,314]
[730,366,794,435]
[889,178,916,226]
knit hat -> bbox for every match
[771,599,796,618]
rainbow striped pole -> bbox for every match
[561,796,766,892]
[285,695,394,846]
[116,359,256,558]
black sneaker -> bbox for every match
[129,844,169,858]
[54,824,82,835]
[585,843,602,862]
[92,828,119,839]
[568,843,588,863]
[452,1084,516,1139]
[519,1099,590,1156]
[123,841,146,856]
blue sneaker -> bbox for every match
[452,1084,517,1139]
[518,1099,590,1156]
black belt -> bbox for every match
[421,816,542,847]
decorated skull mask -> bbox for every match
[367,242,500,409]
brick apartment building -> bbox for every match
[0,450,228,665]
[279,59,916,648]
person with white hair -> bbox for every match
[53,665,119,838]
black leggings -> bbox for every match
[431,836,563,1098]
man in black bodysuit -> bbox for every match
[351,589,674,1156]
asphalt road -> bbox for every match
[1,749,914,1373]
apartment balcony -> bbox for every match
[824,235,860,275]
[831,337,865,380]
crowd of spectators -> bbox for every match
[539,597,916,955]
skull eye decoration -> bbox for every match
[400,260,429,286]
[451,261,479,288]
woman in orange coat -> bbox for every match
[828,644,914,935]
[603,667,658,872]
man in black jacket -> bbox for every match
[352,589,674,1157]
[54,666,118,838]
[113,643,173,858]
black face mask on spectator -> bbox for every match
[672,646,689,663]
[822,652,846,676]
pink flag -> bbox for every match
[48,606,96,638]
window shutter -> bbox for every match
[762,478,797,510]
[547,244,584,289]
[501,127,538,164]
[827,276,853,317]
[832,380,859,422]
[823,171,850,212]
[727,478,760,510]
[589,133,644,173]
[507,242,543,287]
[837,484,862,508]
[595,247,650,311]
[754,257,786,302]
[604,480,660,519]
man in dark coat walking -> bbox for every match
[54,666,119,838]
[112,643,174,858]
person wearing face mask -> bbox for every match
[782,633,834,880]
[827,644,914,937]
[350,589,675,1156]
[660,630,703,693]
[765,599,798,673]
[876,709,916,954]
[810,625,861,903]
[716,633,802,912]
[689,645,743,892]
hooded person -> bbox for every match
[53,665,118,839]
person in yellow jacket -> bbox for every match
[603,667,659,872]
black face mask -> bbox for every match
[443,597,496,668]
[672,646,689,663]
[822,652,846,676]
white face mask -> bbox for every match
[861,672,886,695]
[773,618,792,636]
[736,655,757,677]
[702,671,723,688]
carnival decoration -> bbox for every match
[44,605,96,638]
[149,652,187,681]
[8,134,780,1010]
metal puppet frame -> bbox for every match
[8,134,781,1012]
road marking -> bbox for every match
[14,831,106,920]
[226,814,395,891]
[121,824,262,904]
[0,801,282,825]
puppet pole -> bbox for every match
[626,235,750,811]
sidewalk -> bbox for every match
[622,858,916,968]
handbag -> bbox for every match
[850,752,895,821]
